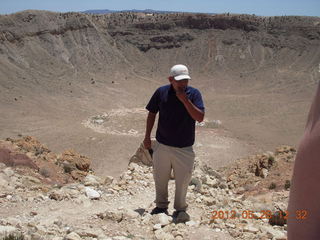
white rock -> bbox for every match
[128,162,140,171]
[113,237,131,240]
[93,119,104,124]
[203,176,219,188]
[123,209,140,220]
[225,223,236,229]
[78,228,103,238]
[36,194,47,201]
[67,189,81,199]
[203,196,216,206]
[84,174,101,186]
[123,175,133,181]
[23,176,41,184]
[186,221,199,227]
[162,224,173,233]
[35,225,49,236]
[253,212,262,219]
[219,182,228,189]
[243,225,259,234]
[30,233,42,240]
[0,174,8,187]
[5,218,22,227]
[212,218,223,224]
[260,225,286,239]
[175,223,186,230]
[153,223,162,230]
[142,213,152,225]
[241,219,250,224]
[104,176,114,185]
[65,232,82,240]
[171,230,184,238]
[206,168,223,180]
[103,210,123,222]
[3,168,14,177]
[209,188,218,196]
[261,168,268,178]
[154,229,174,240]
[0,226,19,238]
[85,187,101,199]
[158,213,171,226]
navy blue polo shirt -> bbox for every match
[146,84,205,148]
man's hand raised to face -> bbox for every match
[175,87,188,104]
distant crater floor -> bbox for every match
[82,108,146,136]
[82,108,255,170]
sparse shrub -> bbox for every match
[63,162,73,173]
[269,182,277,190]
[268,155,275,164]
[39,167,50,178]
[269,210,287,226]
[267,155,276,168]
[35,147,44,156]
[284,180,291,190]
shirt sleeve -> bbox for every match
[192,89,205,112]
[146,88,160,113]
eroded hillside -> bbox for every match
[0,11,319,176]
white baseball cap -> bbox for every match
[170,64,191,81]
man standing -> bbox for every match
[143,64,205,223]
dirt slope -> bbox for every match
[0,11,319,176]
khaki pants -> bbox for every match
[153,141,195,211]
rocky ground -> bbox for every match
[0,136,292,240]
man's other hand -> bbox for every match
[143,137,152,149]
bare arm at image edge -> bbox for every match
[287,82,320,240]
[143,112,157,149]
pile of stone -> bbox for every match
[222,146,296,192]
[0,136,92,186]
[0,137,289,240]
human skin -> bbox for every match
[143,112,156,149]
[287,82,320,240]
